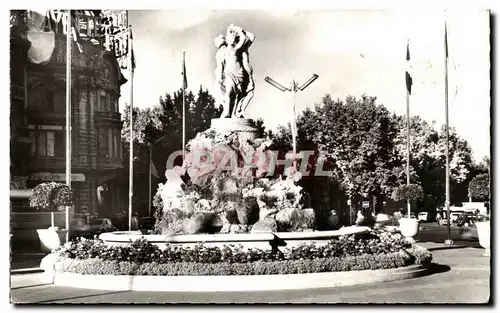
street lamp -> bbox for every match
[264,74,319,166]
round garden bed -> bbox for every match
[41,230,433,292]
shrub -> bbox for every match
[468,173,490,201]
[406,244,433,265]
[56,230,416,265]
[54,251,412,276]
[391,184,424,202]
[30,182,74,211]
[30,182,74,228]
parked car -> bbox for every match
[70,218,92,238]
[138,217,155,231]
[110,216,128,231]
[455,213,476,227]
[450,211,464,222]
[403,213,416,219]
[438,211,466,226]
[417,212,429,222]
[90,218,117,235]
[438,218,449,226]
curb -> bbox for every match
[11,268,43,275]
[48,264,431,292]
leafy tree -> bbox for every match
[121,105,163,146]
[274,95,401,225]
[305,95,401,219]
[120,87,222,216]
[471,156,490,176]
[468,173,490,201]
[393,116,474,211]
[188,86,222,138]
[391,184,424,202]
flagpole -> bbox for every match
[406,40,411,218]
[182,51,186,159]
[444,20,452,245]
[128,25,134,231]
[148,144,152,217]
[65,9,72,243]
[291,79,297,169]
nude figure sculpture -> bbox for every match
[214,24,255,118]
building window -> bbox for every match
[99,90,108,112]
[112,129,119,159]
[98,128,121,159]
[28,85,64,112]
[111,93,118,112]
[98,90,118,112]
[108,128,113,157]
[98,128,108,157]
[29,131,36,156]
[30,128,64,157]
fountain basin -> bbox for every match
[99,226,373,250]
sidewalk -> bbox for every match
[10,253,46,274]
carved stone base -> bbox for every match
[210,118,259,140]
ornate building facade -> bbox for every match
[10,11,127,219]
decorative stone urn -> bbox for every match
[398,218,419,243]
[37,228,68,253]
[475,221,490,257]
[211,118,259,140]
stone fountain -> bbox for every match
[100,24,371,249]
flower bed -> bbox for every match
[47,230,432,276]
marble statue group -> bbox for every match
[214,24,255,119]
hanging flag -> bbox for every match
[26,10,55,64]
[405,41,413,95]
[182,52,188,89]
[444,21,448,59]
[117,27,135,72]
[129,28,136,72]
[150,161,159,178]
[52,10,84,53]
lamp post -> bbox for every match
[264,74,319,166]
[444,20,453,246]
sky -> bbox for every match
[118,9,491,161]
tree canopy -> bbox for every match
[468,173,490,201]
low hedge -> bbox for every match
[54,250,415,276]
[56,229,412,264]
[406,244,433,265]
[49,229,432,276]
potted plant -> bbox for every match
[469,173,490,256]
[29,182,73,253]
[391,183,423,243]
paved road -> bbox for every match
[10,242,490,304]
[416,222,478,243]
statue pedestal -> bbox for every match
[211,118,259,140]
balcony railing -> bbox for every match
[95,111,121,120]
[27,109,66,120]
[95,111,121,128]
